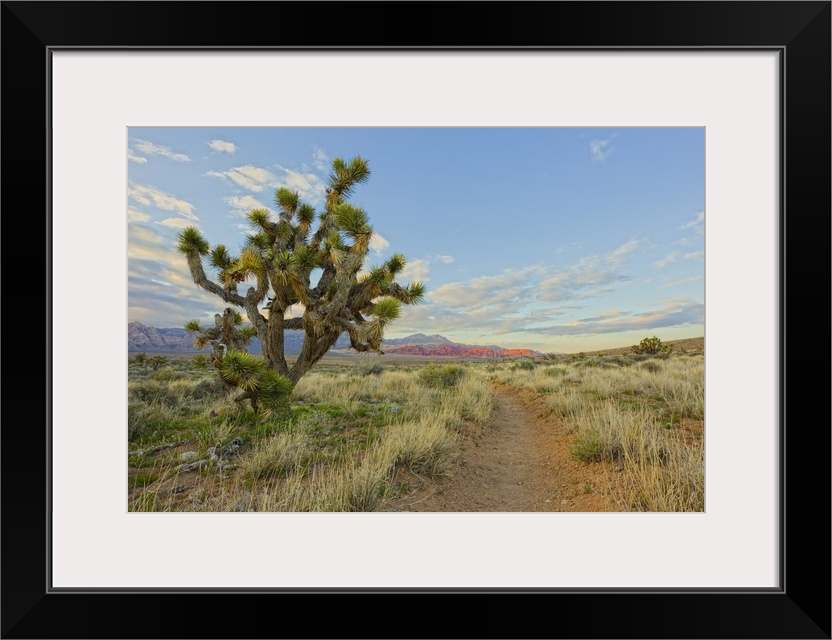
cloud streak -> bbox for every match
[132,139,191,162]
[678,211,704,234]
[205,163,327,204]
[128,183,197,219]
[388,239,700,340]
[590,138,613,162]
[208,139,237,153]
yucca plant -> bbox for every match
[217,350,293,416]
[178,156,425,409]
[185,307,257,366]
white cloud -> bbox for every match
[678,211,705,234]
[654,252,680,269]
[205,163,327,204]
[208,139,237,153]
[224,195,271,216]
[430,265,545,315]
[539,239,640,301]
[433,254,455,264]
[396,240,645,336]
[127,148,147,164]
[684,250,704,260]
[226,165,277,192]
[132,139,191,162]
[399,258,431,283]
[128,208,151,222]
[590,139,613,162]
[369,233,390,256]
[157,217,195,230]
[312,146,329,171]
[659,276,702,289]
[539,298,704,336]
[128,183,197,219]
[203,170,228,181]
[606,238,640,265]
[276,165,328,203]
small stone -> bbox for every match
[180,451,199,462]
[561,499,568,504]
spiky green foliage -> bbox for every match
[385,254,406,275]
[297,204,315,225]
[178,155,425,409]
[275,188,299,214]
[210,245,234,271]
[258,369,294,416]
[217,351,293,416]
[372,297,401,323]
[248,209,272,230]
[403,282,426,305]
[177,227,209,255]
[184,320,201,333]
[220,350,262,391]
[185,308,256,369]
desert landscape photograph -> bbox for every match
[127,126,705,513]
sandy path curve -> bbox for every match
[382,384,618,512]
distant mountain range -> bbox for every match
[128,323,541,358]
[360,333,542,358]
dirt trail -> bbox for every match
[382,384,620,512]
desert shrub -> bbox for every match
[150,368,188,383]
[417,364,466,388]
[512,359,536,371]
[132,352,148,366]
[127,402,180,442]
[189,376,229,400]
[147,355,169,370]
[354,361,384,377]
[192,355,209,370]
[640,361,662,373]
[601,355,632,367]
[128,379,179,405]
[631,336,673,355]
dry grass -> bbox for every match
[128,359,493,512]
[485,350,704,512]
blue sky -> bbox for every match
[128,127,704,353]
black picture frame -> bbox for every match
[3,2,829,638]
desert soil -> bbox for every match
[381,384,623,512]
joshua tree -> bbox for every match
[185,307,256,367]
[177,155,424,411]
[185,307,289,413]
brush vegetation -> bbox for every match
[485,348,704,512]
[128,337,703,512]
[128,356,492,512]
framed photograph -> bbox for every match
[4,1,829,638]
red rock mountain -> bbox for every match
[378,333,541,358]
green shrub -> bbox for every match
[631,336,673,355]
[148,355,169,370]
[150,368,188,382]
[417,364,466,388]
[355,361,384,376]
